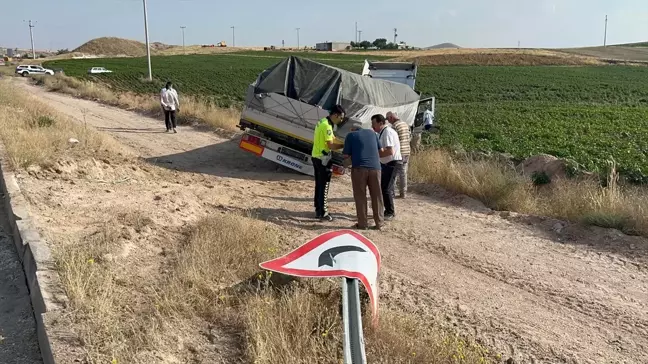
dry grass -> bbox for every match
[54,209,492,363]
[410,149,648,236]
[55,218,159,362]
[158,213,280,319]
[0,79,119,169]
[244,288,491,364]
[33,74,240,131]
[0,65,16,76]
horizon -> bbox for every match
[1,0,647,51]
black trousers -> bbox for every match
[381,160,400,216]
[163,109,177,130]
[312,157,332,217]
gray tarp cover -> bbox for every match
[252,56,420,116]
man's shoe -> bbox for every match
[173,128,178,133]
[320,213,333,222]
[353,223,368,230]
[384,214,395,221]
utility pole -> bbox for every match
[355,22,358,43]
[358,30,362,42]
[23,20,36,59]
[393,28,397,44]
[231,26,235,47]
[604,15,608,47]
[518,40,520,49]
[180,26,186,54]
[296,27,300,49]
[142,0,152,81]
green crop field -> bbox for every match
[44,52,386,106]
[44,52,648,182]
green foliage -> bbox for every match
[44,52,374,105]
[33,115,55,128]
[43,52,648,183]
[531,171,551,186]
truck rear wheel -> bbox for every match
[21,71,29,77]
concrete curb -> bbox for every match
[0,143,68,364]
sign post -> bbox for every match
[342,277,367,363]
[260,229,380,364]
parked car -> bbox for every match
[88,67,112,74]
[15,65,55,77]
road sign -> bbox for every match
[259,229,381,319]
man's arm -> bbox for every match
[342,134,352,157]
[324,125,343,150]
[378,130,396,157]
[379,146,394,158]
[160,90,167,108]
[327,140,344,150]
[172,90,180,109]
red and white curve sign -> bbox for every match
[260,229,381,319]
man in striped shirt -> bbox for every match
[386,112,411,198]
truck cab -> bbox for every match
[361,60,435,132]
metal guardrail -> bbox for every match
[342,278,367,364]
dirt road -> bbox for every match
[17,80,648,363]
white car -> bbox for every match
[15,65,54,77]
[88,67,113,74]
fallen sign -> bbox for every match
[259,229,381,364]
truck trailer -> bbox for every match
[237,56,428,177]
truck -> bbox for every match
[237,56,431,177]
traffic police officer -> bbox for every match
[312,105,345,221]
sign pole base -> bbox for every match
[342,277,367,364]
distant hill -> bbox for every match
[73,37,175,57]
[425,43,461,50]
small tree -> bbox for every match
[372,38,388,49]
[56,48,70,55]
[359,41,372,49]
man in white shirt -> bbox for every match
[371,114,402,220]
[160,81,180,133]
[411,108,434,152]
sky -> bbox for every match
[2,0,647,51]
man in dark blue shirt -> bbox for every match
[343,126,384,230]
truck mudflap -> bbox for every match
[238,133,345,177]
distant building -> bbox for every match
[315,42,351,51]
[7,48,14,57]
